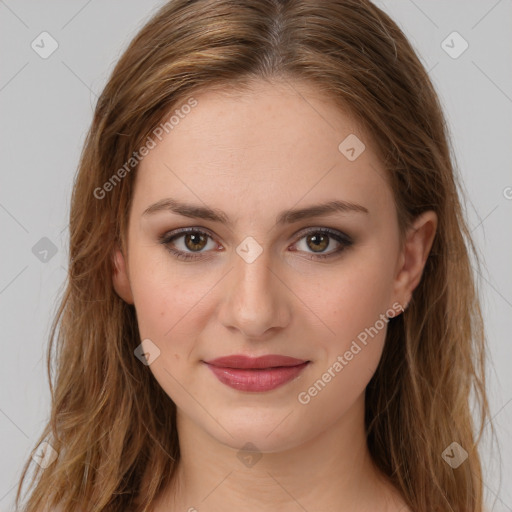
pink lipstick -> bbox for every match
[203,355,310,392]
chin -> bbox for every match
[208,409,310,454]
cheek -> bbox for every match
[129,247,209,340]
[303,249,396,344]
[295,258,394,425]
[295,248,396,400]
[129,262,207,405]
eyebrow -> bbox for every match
[142,197,369,226]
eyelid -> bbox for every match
[159,225,353,260]
[159,227,221,250]
[160,225,352,243]
[293,226,353,245]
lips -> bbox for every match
[204,354,308,369]
[203,354,310,392]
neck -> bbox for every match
[149,393,404,512]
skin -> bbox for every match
[112,78,437,512]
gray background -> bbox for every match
[1,1,511,510]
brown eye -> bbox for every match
[305,233,329,253]
[183,232,208,252]
[159,228,217,261]
[160,227,352,262]
[292,228,353,260]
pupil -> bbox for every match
[187,233,205,251]
[309,234,327,252]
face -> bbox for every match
[112,79,435,453]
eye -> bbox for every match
[159,227,353,262]
[159,228,218,261]
[291,227,353,260]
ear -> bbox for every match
[392,210,437,309]
[112,244,134,304]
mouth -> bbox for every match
[202,354,311,392]
[204,354,309,369]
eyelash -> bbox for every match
[158,227,353,262]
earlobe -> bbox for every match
[393,210,438,307]
[112,245,134,304]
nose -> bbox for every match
[217,245,292,340]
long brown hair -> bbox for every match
[15,0,491,510]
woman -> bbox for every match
[15,0,491,510]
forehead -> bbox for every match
[158,79,366,159]
[132,79,391,221]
